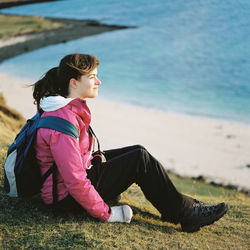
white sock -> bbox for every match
[107,205,133,223]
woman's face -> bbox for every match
[74,67,101,99]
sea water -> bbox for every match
[0,0,250,124]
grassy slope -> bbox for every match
[0,93,249,249]
[0,14,65,39]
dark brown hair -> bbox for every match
[32,53,99,111]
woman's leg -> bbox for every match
[53,146,148,213]
[103,145,145,160]
[56,144,227,231]
[87,145,183,224]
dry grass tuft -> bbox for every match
[0,93,25,148]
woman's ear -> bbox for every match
[69,78,78,89]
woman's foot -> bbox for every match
[180,199,228,233]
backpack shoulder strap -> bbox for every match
[38,116,79,139]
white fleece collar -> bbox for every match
[40,96,75,112]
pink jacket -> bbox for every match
[34,97,110,221]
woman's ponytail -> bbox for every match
[33,67,60,111]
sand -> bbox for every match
[1,72,250,193]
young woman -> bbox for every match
[33,53,228,232]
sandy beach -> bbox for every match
[1,72,250,193]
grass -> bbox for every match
[0,93,249,249]
[0,14,65,39]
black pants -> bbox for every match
[57,145,186,224]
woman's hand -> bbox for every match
[107,205,133,223]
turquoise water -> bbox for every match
[1,0,250,123]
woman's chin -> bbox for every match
[89,93,98,99]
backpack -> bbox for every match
[3,112,79,199]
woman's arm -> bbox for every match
[50,131,111,221]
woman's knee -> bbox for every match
[134,144,147,151]
[133,146,149,162]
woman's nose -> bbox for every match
[96,78,101,85]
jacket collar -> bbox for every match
[41,96,90,125]
[41,96,75,112]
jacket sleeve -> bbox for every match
[49,131,111,221]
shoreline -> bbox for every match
[99,96,250,127]
[0,72,250,194]
[0,14,134,63]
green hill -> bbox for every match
[0,92,249,249]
